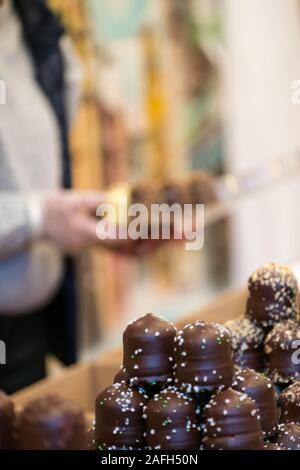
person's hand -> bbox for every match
[40,190,105,255]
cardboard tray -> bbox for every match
[12,288,246,412]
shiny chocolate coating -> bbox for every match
[246,263,298,327]
[175,321,234,394]
[264,319,300,383]
[95,383,146,450]
[279,382,300,424]
[123,313,176,391]
[0,391,16,450]
[232,368,278,438]
[144,387,201,450]
[273,422,300,450]
[114,367,129,384]
[225,318,265,371]
[202,388,264,450]
[18,395,86,450]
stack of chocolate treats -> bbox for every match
[94,263,300,450]
[225,263,300,379]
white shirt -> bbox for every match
[0,1,82,314]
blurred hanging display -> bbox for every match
[48,0,229,351]
[88,0,149,40]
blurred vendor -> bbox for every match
[0,0,152,393]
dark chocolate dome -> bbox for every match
[279,381,300,424]
[274,422,300,450]
[175,321,233,394]
[225,318,265,371]
[0,391,16,450]
[123,313,176,390]
[232,368,278,438]
[202,388,264,450]
[95,382,146,450]
[18,395,86,450]
[144,387,201,450]
[264,319,300,383]
[246,263,298,327]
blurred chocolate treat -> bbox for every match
[18,395,86,450]
[232,368,278,438]
[123,313,176,394]
[144,387,201,450]
[202,388,264,450]
[187,172,217,205]
[273,422,300,450]
[131,181,162,207]
[246,263,298,328]
[0,391,16,449]
[279,382,300,424]
[130,171,217,207]
[225,318,265,371]
[95,382,146,450]
[160,179,189,206]
[264,319,300,384]
[175,321,233,394]
[263,442,285,450]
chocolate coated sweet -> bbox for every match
[202,388,264,450]
[225,318,265,371]
[263,442,284,450]
[279,382,300,424]
[123,313,176,392]
[144,387,201,450]
[175,321,234,394]
[273,422,300,450]
[95,382,146,450]
[232,368,278,438]
[246,263,298,327]
[264,319,300,383]
[0,391,16,449]
[18,395,86,450]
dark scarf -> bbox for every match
[13,0,77,365]
[13,0,71,187]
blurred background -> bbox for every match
[4,0,300,367]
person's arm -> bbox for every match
[0,192,42,260]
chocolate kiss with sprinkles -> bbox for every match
[122,313,176,393]
[278,381,300,425]
[246,263,298,328]
[95,383,146,450]
[273,422,300,450]
[202,388,264,450]
[175,320,234,394]
[232,368,278,438]
[264,319,300,384]
[225,318,265,371]
[144,387,201,450]
[18,395,86,450]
